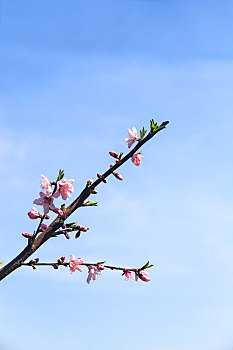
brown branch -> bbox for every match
[0,121,168,281]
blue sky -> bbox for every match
[1,1,233,349]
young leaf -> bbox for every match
[140,127,147,140]
[57,169,64,181]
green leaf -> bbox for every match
[84,201,98,207]
[66,221,78,228]
[140,127,147,139]
[57,169,65,181]
[0,261,3,267]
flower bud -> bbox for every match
[30,258,39,264]
[22,232,32,238]
[97,263,105,271]
[28,207,41,219]
[60,256,65,262]
[77,225,88,232]
[113,172,123,181]
[52,263,59,269]
[65,233,70,239]
[110,163,114,168]
[87,179,93,186]
[45,214,51,219]
[92,189,98,194]
[138,270,150,282]
[40,224,48,231]
[109,151,119,159]
[62,224,66,229]
[53,208,63,216]
[75,231,81,239]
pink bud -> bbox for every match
[97,263,105,271]
[60,256,65,262]
[92,190,98,194]
[87,179,93,186]
[52,263,59,269]
[113,172,123,181]
[97,173,102,179]
[22,232,32,238]
[28,207,41,219]
[62,224,66,229]
[53,208,64,216]
[30,258,39,264]
[77,225,88,232]
[110,163,114,168]
[138,270,150,282]
[75,231,81,239]
[109,151,119,159]
[65,234,70,239]
[40,224,48,231]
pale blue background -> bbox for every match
[1,1,233,349]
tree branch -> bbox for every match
[0,121,169,281]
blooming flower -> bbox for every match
[69,255,84,274]
[86,266,98,284]
[124,127,139,148]
[123,269,132,281]
[33,192,57,215]
[40,175,52,194]
[28,207,41,219]
[138,270,150,282]
[53,178,74,200]
[132,153,144,166]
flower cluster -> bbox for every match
[32,175,74,215]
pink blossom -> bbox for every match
[138,270,150,282]
[124,127,139,148]
[123,269,132,281]
[22,232,32,238]
[33,192,57,214]
[132,153,144,166]
[69,255,84,274]
[113,172,123,181]
[109,151,119,159]
[53,178,74,200]
[28,207,41,219]
[40,175,52,194]
[87,266,98,284]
